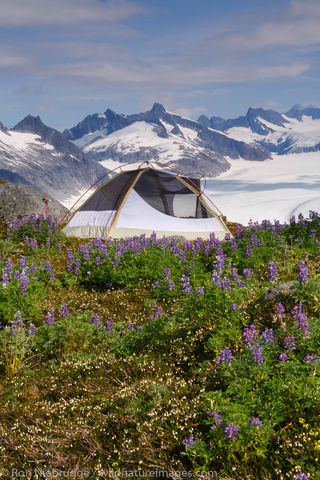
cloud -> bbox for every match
[174,106,208,119]
[258,63,310,79]
[0,0,147,27]
[202,0,320,52]
[0,47,33,72]
[46,56,310,86]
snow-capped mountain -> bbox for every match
[0,116,107,204]
[198,105,320,155]
[64,103,270,177]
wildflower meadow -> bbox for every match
[0,211,319,479]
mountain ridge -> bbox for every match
[198,105,320,154]
[64,103,270,178]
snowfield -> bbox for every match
[204,152,320,225]
[85,121,206,163]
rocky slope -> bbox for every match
[0,180,68,222]
[0,116,107,204]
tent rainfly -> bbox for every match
[62,165,231,240]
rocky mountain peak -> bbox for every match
[13,115,45,135]
[197,115,211,127]
[13,115,84,158]
[149,103,166,116]
[286,104,320,120]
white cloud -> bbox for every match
[258,63,310,79]
[0,47,33,71]
[0,0,147,27]
[202,0,320,52]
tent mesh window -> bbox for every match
[79,171,138,212]
[133,169,212,218]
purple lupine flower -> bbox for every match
[293,473,310,480]
[214,251,226,273]
[230,302,241,311]
[260,327,274,344]
[46,237,51,248]
[216,348,233,364]
[167,279,175,290]
[230,239,238,251]
[284,334,296,351]
[305,354,318,364]
[66,260,73,272]
[309,229,317,238]
[251,235,259,246]
[224,422,239,439]
[236,224,243,238]
[127,324,135,330]
[105,319,113,333]
[298,260,308,284]
[250,343,264,365]
[19,256,27,268]
[5,258,13,273]
[90,314,101,325]
[151,304,164,319]
[19,273,30,296]
[95,256,101,266]
[163,267,171,277]
[28,324,36,336]
[279,353,288,361]
[1,269,10,289]
[181,275,192,295]
[230,268,239,280]
[204,242,211,256]
[45,310,55,327]
[211,270,221,288]
[209,410,223,429]
[245,245,252,258]
[67,249,74,262]
[309,210,318,219]
[221,277,231,291]
[291,304,310,337]
[195,286,205,295]
[183,437,195,450]
[275,302,285,315]
[61,304,69,318]
[268,261,279,282]
[11,311,24,333]
[30,238,38,249]
[248,416,263,427]
[243,268,253,278]
[242,325,259,346]
[45,261,52,273]
[83,249,90,261]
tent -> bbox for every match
[61,163,231,240]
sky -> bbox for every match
[0,0,320,130]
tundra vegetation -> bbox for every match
[0,211,319,480]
